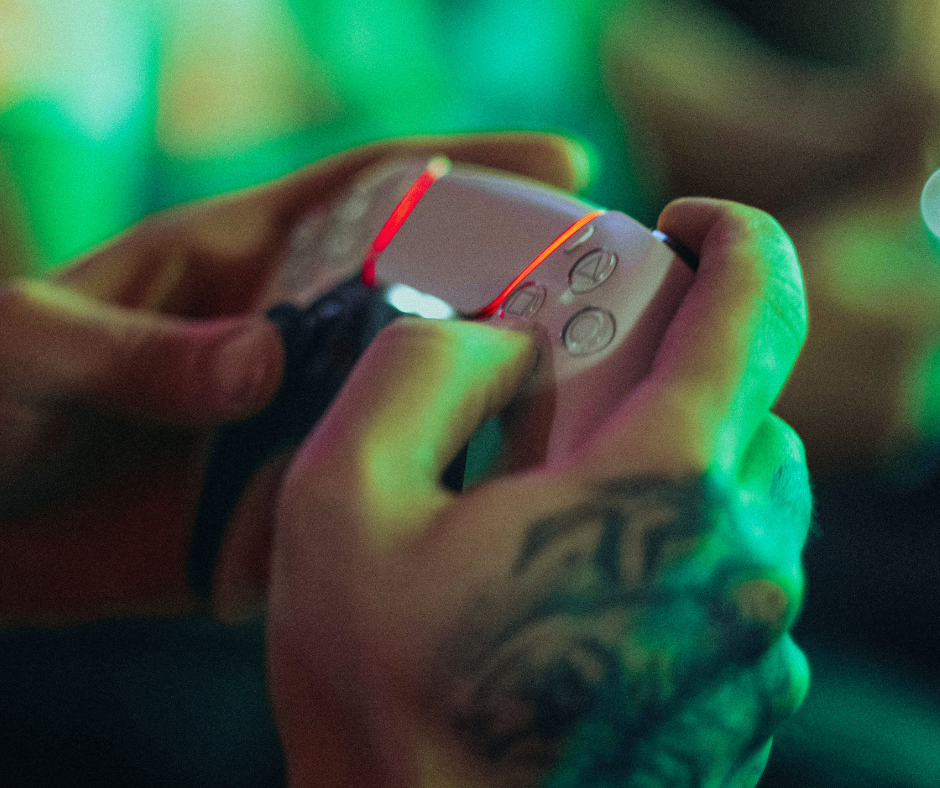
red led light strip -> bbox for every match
[361,157,451,286]
[362,163,605,322]
[465,209,606,321]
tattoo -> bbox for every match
[430,475,806,788]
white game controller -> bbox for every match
[286,156,697,472]
[192,157,696,594]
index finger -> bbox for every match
[598,199,807,473]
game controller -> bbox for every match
[326,156,697,464]
[190,157,697,597]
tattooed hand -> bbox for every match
[267,199,810,788]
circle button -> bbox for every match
[502,283,546,319]
[569,249,618,293]
[563,308,616,356]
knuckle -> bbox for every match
[736,425,812,587]
[761,635,811,722]
[760,417,811,519]
[762,414,808,466]
[764,266,808,354]
[754,217,808,350]
[380,314,442,343]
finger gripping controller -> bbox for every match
[191,158,696,597]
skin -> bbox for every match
[266,198,812,788]
[0,130,811,787]
[602,0,940,473]
[0,132,589,622]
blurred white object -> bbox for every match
[921,168,940,238]
[384,284,455,320]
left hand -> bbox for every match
[0,132,589,622]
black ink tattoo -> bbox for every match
[430,475,807,788]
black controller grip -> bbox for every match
[190,278,405,599]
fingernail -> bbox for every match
[496,314,538,335]
[730,578,789,636]
[216,323,278,407]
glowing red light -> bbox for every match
[362,157,451,286]
[466,209,606,321]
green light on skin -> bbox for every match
[360,321,533,543]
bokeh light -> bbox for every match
[921,168,940,239]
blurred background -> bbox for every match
[0,0,645,276]
[2,1,940,786]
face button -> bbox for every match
[562,308,616,355]
[569,249,618,293]
[501,282,546,319]
[563,223,596,253]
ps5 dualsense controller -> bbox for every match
[191,157,696,595]
[319,156,697,469]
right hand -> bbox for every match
[267,198,812,788]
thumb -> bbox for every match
[0,280,283,424]
[282,317,537,542]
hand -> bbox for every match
[0,132,589,622]
[773,177,940,472]
[267,198,811,788]
[602,0,940,476]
